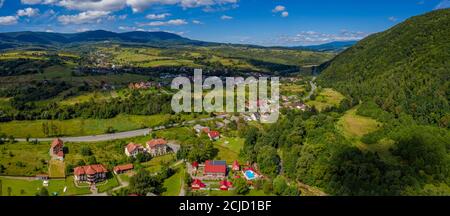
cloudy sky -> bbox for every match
[0,0,449,46]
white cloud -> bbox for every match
[388,16,398,22]
[277,30,369,45]
[435,0,450,9]
[57,11,110,25]
[140,19,188,26]
[221,15,233,20]
[127,0,238,13]
[118,26,145,31]
[118,14,128,20]
[17,8,40,17]
[76,27,91,32]
[58,0,126,12]
[0,16,19,25]
[21,0,56,5]
[272,5,285,13]
[146,13,171,20]
[192,20,203,24]
[272,5,288,17]
[20,0,239,13]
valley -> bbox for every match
[0,8,449,197]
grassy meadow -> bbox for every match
[307,88,345,111]
[0,114,196,138]
[0,142,50,176]
[0,176,91,196]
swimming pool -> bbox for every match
[244,170,257,180]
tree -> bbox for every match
[8,135,15,143]
[65,164,75,175]
[233,177,250,195]
[105,127,116,134]
[256,146,280,178]
[42,123,49,137]
[129,169,166,195]
[80,147,93,156]
[86,156,97,165]
[263,180,273,195]
[273,176,289,196]
[135,152,152,163]
[0,164,5,174]
[242,126,260,162]
[37,187,49,196]
[7,187,12,196]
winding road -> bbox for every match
[303,77,317,101]
[16,115,228,143]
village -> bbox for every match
[0,77,314,196]
[34,119,266,196]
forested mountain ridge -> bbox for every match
[318,9,450,126]
[0,30,208,48]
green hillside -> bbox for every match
[318,9,450,126]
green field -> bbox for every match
[48,160,65,178]
[0,142,50,176]
[281,83,306,97]
[64,141,127,168]
[153,127,198,143]
[214,137,245,163]
[162,166,185,196]
[337,107,382,139]
[141,154,177,173]
[307,88,345,111]
[336,107,397,163]
[0,176,91,196]
[0,68,148,89]
[0,114,181,138]
[94,45,334,72]
[0,51,49,60]
[97,175,120,193]
[59,91,120,106]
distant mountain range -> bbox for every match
[297,41,358,52]
[0,30,358,52]
[0,30,214,49]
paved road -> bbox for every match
[303,77,317,101]
[16,115,228,143]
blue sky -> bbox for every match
[0,0,449,46]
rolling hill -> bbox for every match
[0,30,208,48]
[294,41,358,52]
[318,9,450,126]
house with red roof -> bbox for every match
[204,160,227,178]
[113,164,134,174]
[146,138,169,156]
[219,180,233,191]
[192,161,199,171]
[208,131,220,141]
[232,160,240,171]
[125,143,145,158]
[74,164,108,183]
[50,139,64,161]
[193,125,210,134]
[191,179,206,190]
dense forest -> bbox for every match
[236,9,450,196]
[239,106,449,195]
[318,9,450,126]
